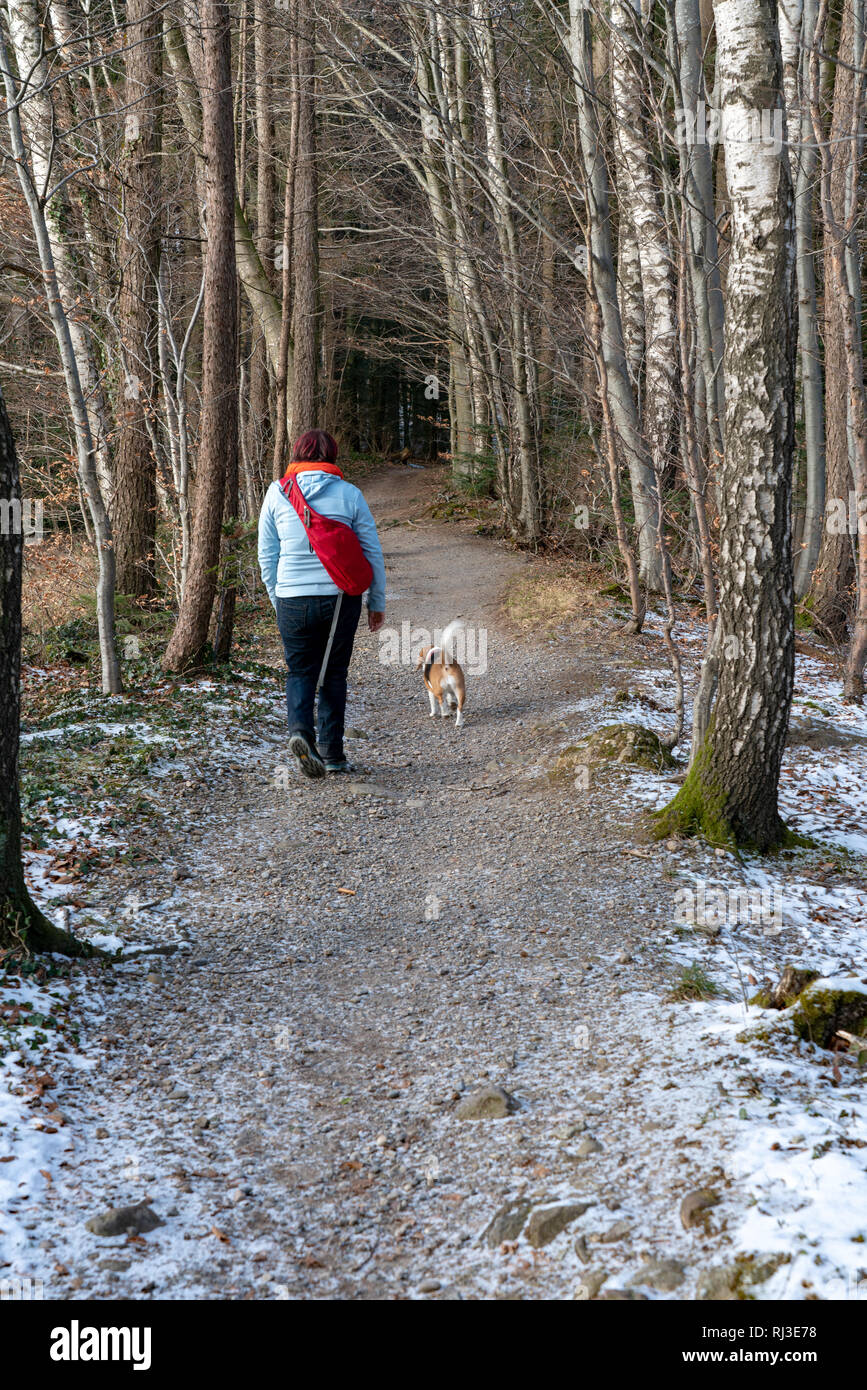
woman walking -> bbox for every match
[258,430,386,777]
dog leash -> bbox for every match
[316,592,343,691]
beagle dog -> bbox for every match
[416,620,466,728]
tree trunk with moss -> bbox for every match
[0,385,92,956]
[656,0,797,850]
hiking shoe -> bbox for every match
[289,733,326,779]
[324,758,354,775]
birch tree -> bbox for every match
[471,0,541,540]
[567,0,664,589]
[657,0,797,849]
[673,0,725,466]
[610,0,678,492]
[1,0,120,693]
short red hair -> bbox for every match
[291,429,338,464]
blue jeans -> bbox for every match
[275,594,363,760]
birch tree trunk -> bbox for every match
[610,0,678,489]
[618,221,645,392]
[163,0,239,672]
[408,12,476,481]
[471,0,541,540]
[1,1,120,693]
[674,0,725,465]
[567,0,663,588]
[657,0,797,849]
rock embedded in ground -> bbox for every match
[554,724,676,774]
[597,1219,631,1244]
[628,1258,686,1293]
[680,1188,720,1231]
[790,978,867,1049]
[554,1120,587,1141]
[698,1254,788,1300]
[454,1084,516,1120]
[85,1201,164,1238]
[345,781,403,800]
[697,1265,740,1300]
[481,1197,533,1247]
[525,1201,594,1248]
[574,1269,608,1299]
[573,1135,603,1158]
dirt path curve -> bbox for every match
[38,466,739,1300]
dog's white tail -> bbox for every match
[439,619,464,669]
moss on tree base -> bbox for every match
[651,746,798,853]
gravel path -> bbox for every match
[30,467,767,1299]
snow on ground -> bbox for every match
[588,613,867,1299]
[0,968,94,1295]
[3,588,867,1299]
[1,668,287,1289]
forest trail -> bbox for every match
[23,467,861,1300]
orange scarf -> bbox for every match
[281,460,344,486]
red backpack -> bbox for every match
[279,473,373,596]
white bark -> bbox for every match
[674,0,725,463]
[1,1,120,693]
[567,0,663,588]
[610,0,678,481]
[471,0,541,540]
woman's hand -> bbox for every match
[368,610,385,632]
